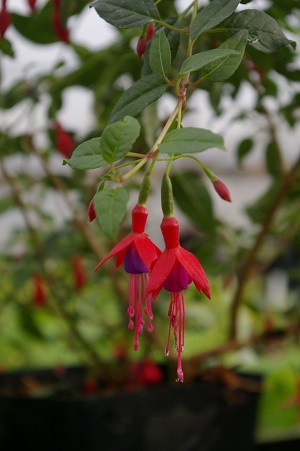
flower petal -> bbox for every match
[134,234,161,271]
[145,249,176,299]
[94,233,134,272]
[176,247,211,299]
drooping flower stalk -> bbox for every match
[95,204,161,350]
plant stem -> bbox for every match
[229,153,300,340]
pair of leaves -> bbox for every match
[190,0,295,54]
[65,116,140,170]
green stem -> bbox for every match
[156,19,188,33]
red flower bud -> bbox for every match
[136,23,155,58]
[145,23,155,41]
[54,121,74,158]
[213,178,231,202]
[88,200,96,222]
[72,256,86,292]
[27,0,37,12]
[32,274,47,307]
[0,0,11,39]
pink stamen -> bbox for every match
[165,291,185,382]
[128,273,153,351]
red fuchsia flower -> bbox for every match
[136,23,155,58]
[72,256,86,292]
[27,0,37,13]
[51,0,69,43]
[32,273,47,307]
[88,199,96,222]
[145,216,210,382]
[54,121,74,158]
[95,204,161,351]
[213,178,231,202]
[0,0,11,39]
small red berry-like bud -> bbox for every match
[72,256,86,292]
[136,23,155,58]
[137,36,147,58]
[32,274,47,307]
[213,178,231,202]
[27,0,37,12]
[0,0,11,39]
[88,200,96,222]
[54,121,74,158]
[145,23,155,41]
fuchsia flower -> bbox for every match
[145,216,210,382]
[213,178,231,202]
[95,204,161,351]
[0,0,11,39]
[136,23,155,58]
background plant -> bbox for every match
[1,0,300,440]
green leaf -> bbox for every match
[149,29,171,78]
[100,116,140,163]
[11,3,57,45]
[90,0,160,29]
[109,74,168,123]
[204,30,248,81]
[64,138,108,170]
[172,171,216,235]
[158,128,225,154]
[237,138,253,164]
[0,38,14,58]
[94,188,129,240]
[190,0,241,40]
[179,48,239,76]
[223,10,296,53]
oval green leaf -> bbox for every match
[100,116,140,163]
[190,0,241,40]
[179,48,239,76]
[109,74,168,123]
[94,187,129,240]
[90,0,160,29]
[224,9,296,53]
[64,138,108,170]
[149,29,171,78]
[158,128,225,154]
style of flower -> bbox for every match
[95,204,161,351]
[145,216,211,382]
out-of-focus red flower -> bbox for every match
[27,0,37,12]
[88,200,96,222]
[83,378,98,395]
[32,274,47,307]
[51,0,69,43]
[72,256,86,292]
[54,121,74,158]
[0,0,11,39]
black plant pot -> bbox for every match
[0,367,261,451]
[257,438,300,450]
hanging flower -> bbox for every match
[145,216,210,382]
[213,178,231,202]
[51,0,69,43]
[95,204,161,351]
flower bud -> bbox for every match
[138,174,151,205]
[32,274,47,307]
[72,256,86,292]
[213,178,231,202]
[161,174,174,217]
[136,23,155,58]
[88,200,96,222]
